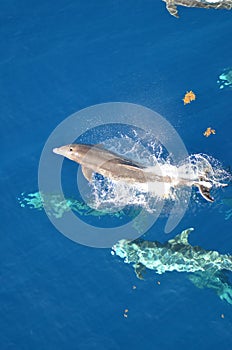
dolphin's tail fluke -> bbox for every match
[194,175,228,202]
[194,175,215,202]
[195,183,214,202]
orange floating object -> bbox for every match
[183,90,196,105]
[203,127,216,137]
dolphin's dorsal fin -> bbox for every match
[119,158,144,169]
[168,228,194,246]
[81,166,94,182]
[94,143,105,149]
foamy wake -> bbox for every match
[84,151,231,214]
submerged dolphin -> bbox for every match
[112,228,232,276]
[53,143,226,202]
[163,0,232,18]
[112,228,232,304]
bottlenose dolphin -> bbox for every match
[163,0,232,18]
[53,143,226,202]
[112,228,232,304]
[112,228,232,276]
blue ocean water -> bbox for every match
[1,1,232,349]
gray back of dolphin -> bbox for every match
[53,143,173,184]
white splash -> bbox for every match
[86,137,230,215]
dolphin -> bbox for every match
[112,228,232,276]
[53,143,227,202]
[112,228,232,304]
[162,0,232,18]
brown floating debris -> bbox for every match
[183,90,196,105]
[203,127,216,137]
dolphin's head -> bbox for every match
[53,144,89,164]
[112,240,140,264]
[112,240,129,259]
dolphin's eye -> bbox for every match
[70,147,73,151]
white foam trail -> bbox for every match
[77,134,230,216]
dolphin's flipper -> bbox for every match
[196,184,214,202]
[165,0,179,17]
[82,166,94,182]
[134,263,146,280]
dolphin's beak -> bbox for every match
[53,147,59,154]
[53,145,72,159]
[53,147,68,156]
